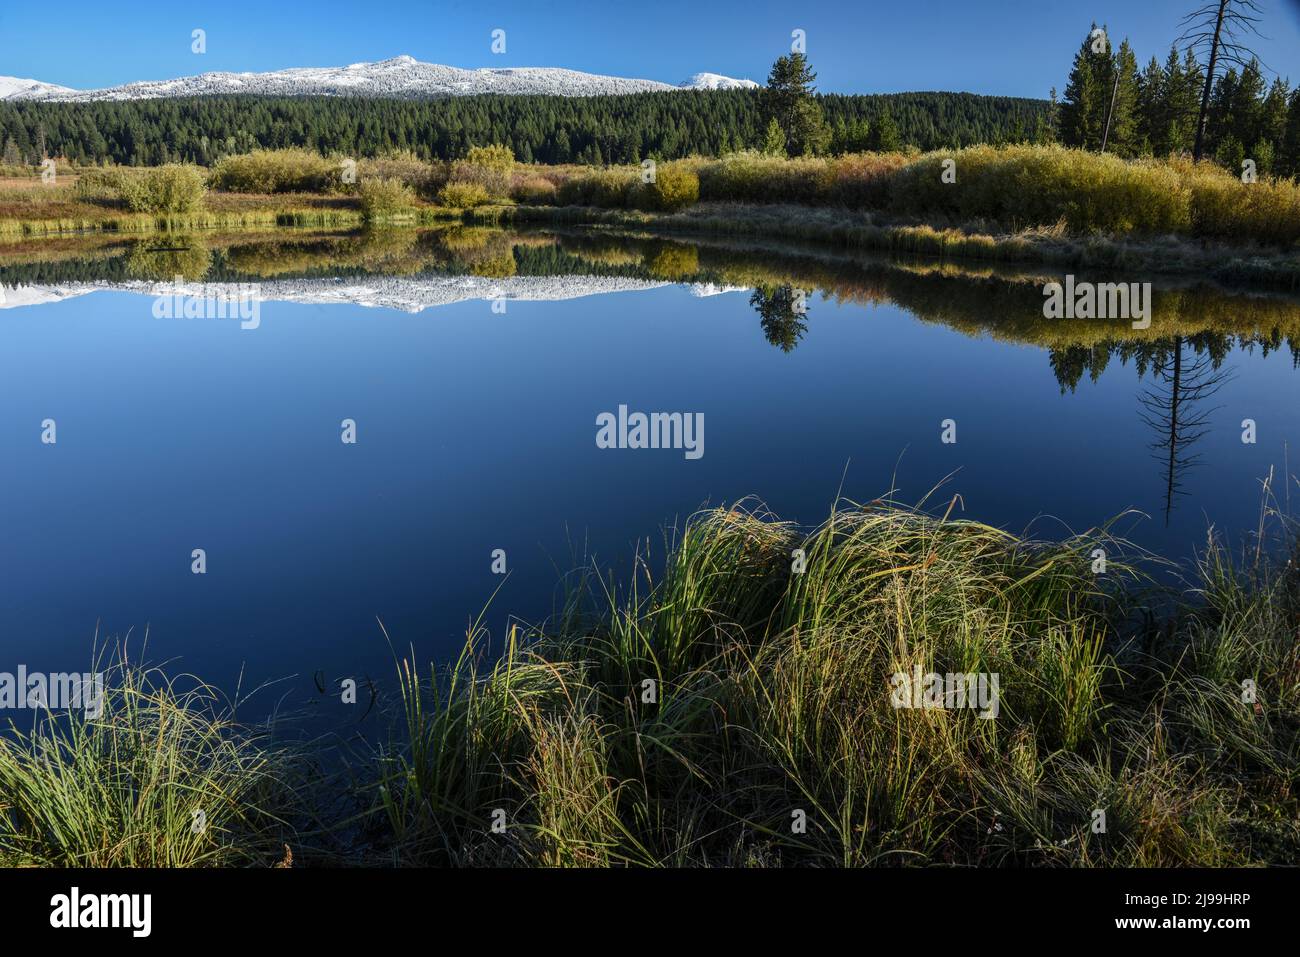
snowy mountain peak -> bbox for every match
[0,58,759,102]
[0,75,76,101]
[679,72,759,90]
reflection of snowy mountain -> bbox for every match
[1,57,757,102]
[0,284,97,309]
[690,283,750,297]
[1,275,680,314]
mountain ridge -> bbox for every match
[0,56,760,101]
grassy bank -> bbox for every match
[0,183,364,236]
[509,145,1300,247]
[2,498,1297,867]
[3,145,1297,265]
[479,201,1300,289]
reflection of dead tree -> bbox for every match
[1137,336,1230,525]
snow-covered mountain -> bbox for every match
[0,75,75,100]
[679,72,760,91]
[0,56,757,102]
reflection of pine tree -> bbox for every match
[1136,336,1230,526]
[1049,343,1112,392]
[750,284,809,353]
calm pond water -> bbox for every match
[2,227,1298,718]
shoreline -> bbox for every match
[1,499,1297,868]
[486,202,1300,290]
[3,197,1297,289]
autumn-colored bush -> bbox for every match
[359,151,444,199]
[437,181,492,209]
[824,151,911,207]
[697,151,830,205]
[555,168,639,208]
[445,144,516,202]
[1178,157,1300,245]
[211,148,340,194]
[630,163,700,212]
[887,145,1192,234]
[76,164,207,213]
[358,178,416,220]
[511,175,558,205]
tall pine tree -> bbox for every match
[763,53,831,156]
[1061,24,1112,150]
[1103,39,1141,155]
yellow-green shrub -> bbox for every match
[511,175,558,205]
[888,145,1190,235]
[646,244,700,278]
[359,151,444,199]
[631,163,700,212]
[76,165,206,212]
[464,144,515,175]
[444,145,516,202]
[555,168,638,208]
[697,151,830,205]
[359,178,416,220]
[824,151,910,207]
[1182,159,1300,245]
[211,148,340,194]
[437,180,492,209]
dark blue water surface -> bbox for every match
[2,233,1298,719]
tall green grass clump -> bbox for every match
[368,494,1300,867]
[0,653,301,867]
[72,169,128,205]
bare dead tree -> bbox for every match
[1177,0,1267,160]
[1099,72,1121,154]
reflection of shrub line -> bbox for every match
[479,202,1300,289]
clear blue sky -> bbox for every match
[4,0,1300,97]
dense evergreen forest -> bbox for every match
[0,90,1050,167]
[1059,24,1300,175]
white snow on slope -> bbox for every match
[0,75,76,100]
[679,72,759,91]
[0,57,757,102]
